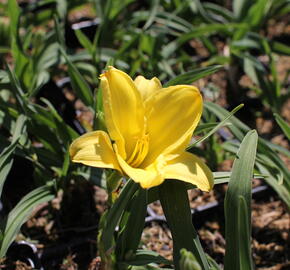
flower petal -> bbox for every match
[100,67,145,159]
[134,76,162,101]
[142,85,202,166]
[69,131,121,171]
[164,152,214,192]
[115,149,165,189]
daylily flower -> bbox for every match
[69,67,213,190]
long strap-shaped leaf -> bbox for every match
[0,115,27,198]
[116,187,148,261]
[274,113,290,140]
[60,47,94,108]
[164,65,222,87]
[205,102,290,209]
[98,180,139,269]
[100,180,139,252]
[158,180,210,270]
[0,183,55,258]
[224,130,258,270]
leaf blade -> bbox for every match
[0,183,55,257]
[224,130,258,270]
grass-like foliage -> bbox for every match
[0,0,289,269]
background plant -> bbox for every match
[0,0,289,269]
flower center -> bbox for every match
[126,134,149,168]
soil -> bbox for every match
[143,184,290,270]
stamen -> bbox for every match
[126,134,149,167]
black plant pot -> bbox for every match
[65,19,100,49]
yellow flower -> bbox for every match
[69,67,213,190]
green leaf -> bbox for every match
[203,102,248,138]
[188,104,244,149]
[39,98,79,142]
[74,29,94,54]
[60,148,70,180]
[213,172,264,185]
[189,0,215,24]
[244,0,271,28]
[242,54,269,97]
[56,0,67,19]
[271,40,290,56]
[8,0,22,51]
[194,122,230,136]
[231,38,261,50]
[5,63,27,113]
[162,23,242,58]
[36,42,59,71]
[164,65,222,87]
[60,48,94,108]
[131,265,173,270]
[116,187,148,261]
[100,180,139,252]
[24,100,78,160]
[11,115,27,144]
[224,130,257,270]
[263,140,290,158]
[143,0,160,30]
[205,102,290,208]
[202,3,234,22]
[274,113,290,140]
[158,180,210,270]
[223,139,290,209]
[0,183,55,258]
[206,254,221,270]
[122,250,171,266]
[233,0,252,20]
[179,248,202,270]
[54,14,65,48]
[0,115,27,198]
[107,0,135,21]
[237,196,252,269]
[256,163,290,209]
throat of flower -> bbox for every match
[126,134,149,168]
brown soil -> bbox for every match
[142,192,290,270]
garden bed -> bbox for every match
[0,0,289,269]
